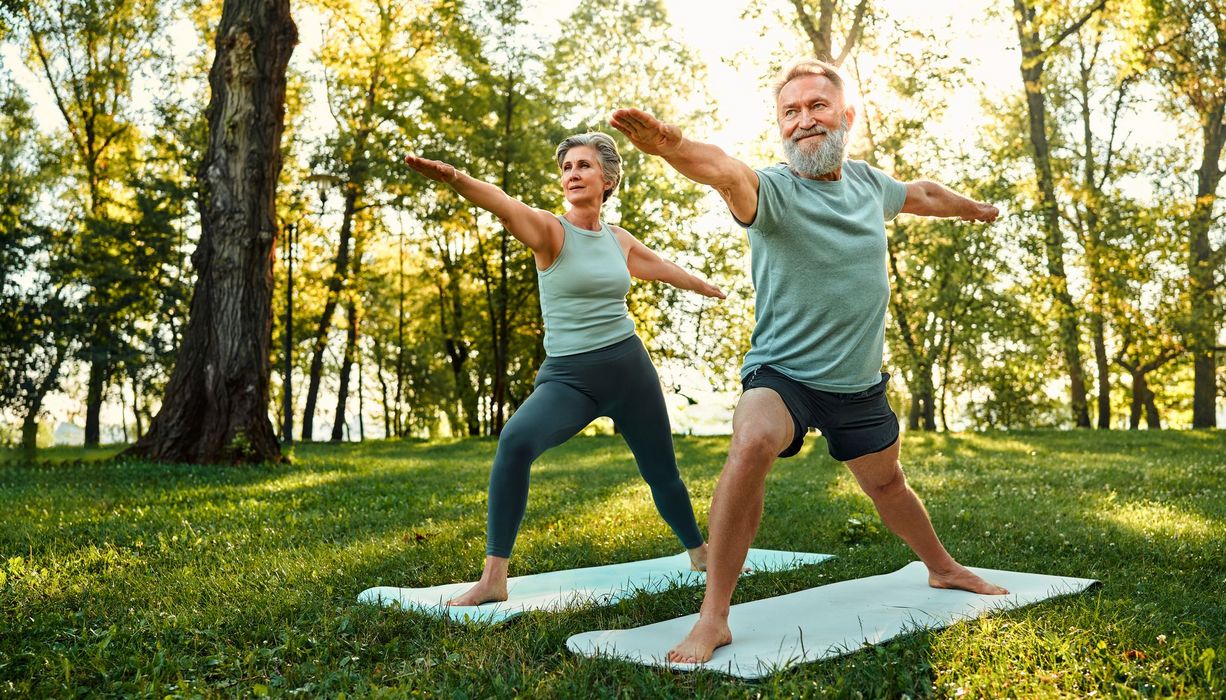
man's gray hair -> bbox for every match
[772,59,847,101]
[555,132,622,202]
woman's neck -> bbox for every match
[563,204,602,231]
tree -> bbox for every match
[125,0,297,463]
[299,0,458,439]
[0,70,77,450]
[1145,0,1226,428]
[1011,0,1107,428]
[787,0,872,66]
[17,0,166,446]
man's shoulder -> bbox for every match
[842,159,879,178]
[756,162,794,180]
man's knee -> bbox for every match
[862,463,908,502]
[726,425,785,476]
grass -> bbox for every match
[1,430,1223,697]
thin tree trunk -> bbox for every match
[302,187,358,440]
[1128,369,1144,430]
[1013,0,1102,428]
[1188,106,1224,428]
[84,346,108,446]
[331,231,363,442]
[125,0,296,464]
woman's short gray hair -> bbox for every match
[555,132,622,202]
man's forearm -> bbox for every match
[662,137,743,189]
[912,181,992,220]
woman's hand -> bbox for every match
[404,154,461,184]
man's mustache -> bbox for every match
[790,125,829,142]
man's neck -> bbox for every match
[791,163,844,181]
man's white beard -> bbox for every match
[783,116,849,177]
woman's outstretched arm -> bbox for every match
[612,227,725,299]
[404,154,558,253]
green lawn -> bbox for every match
[1,431,1223,697]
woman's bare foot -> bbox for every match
[687,543,709,571]
[928,562,1009,595]
[447,555,510,606]
[667,614,732,663]
[446,579,508,606]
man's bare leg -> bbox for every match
[447,556,510,606]
[667,389,794,663]
[845,436,1008,595]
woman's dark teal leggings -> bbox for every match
[485,335,704,558]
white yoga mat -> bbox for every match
[567,561,1098,679]
[358,548,832,624]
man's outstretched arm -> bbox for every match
[901,180,999,222]
[610,108,760,224]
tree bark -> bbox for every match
[125,0,296,464]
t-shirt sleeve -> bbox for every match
[867,165,907,221]
[735,166,786,234]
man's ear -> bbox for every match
[843,103,857,131]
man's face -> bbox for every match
[776,74,854,177]
[776,74,850,149]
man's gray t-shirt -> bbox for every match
[738,160,907,393]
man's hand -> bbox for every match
[609,108,684,157]
[963,202,999,223]
[404,154,460,184]
[695,278,726,299]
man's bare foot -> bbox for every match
[667,615,732,663]
[446,579,508,606]
[928,563,1009,595]
[687,543,709,571]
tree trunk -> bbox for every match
[1091,313,1110,428]
[124,0,296,464]
[789,0,869,66]
[302,186,358,440]
[331,295,360,442]
[83,346,108,446]
[1013,0,1095,427]
[1188,107,1224,428]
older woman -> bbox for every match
[404,132,724,606]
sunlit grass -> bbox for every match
[1,430,1223,696]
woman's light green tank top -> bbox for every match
[536,216,636,357]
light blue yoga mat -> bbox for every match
[567,561,1098,679]
[357,548,832,624]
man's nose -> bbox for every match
[799,109,818,128]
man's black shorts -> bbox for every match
[742,365,899,461]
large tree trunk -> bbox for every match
[125,0,296,464]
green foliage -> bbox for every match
[0,432,1222,695]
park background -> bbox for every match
[0,2,1224,697]
[1,0,1222,449]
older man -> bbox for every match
[609,59,1008,664]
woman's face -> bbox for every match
[559,145,610,207]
